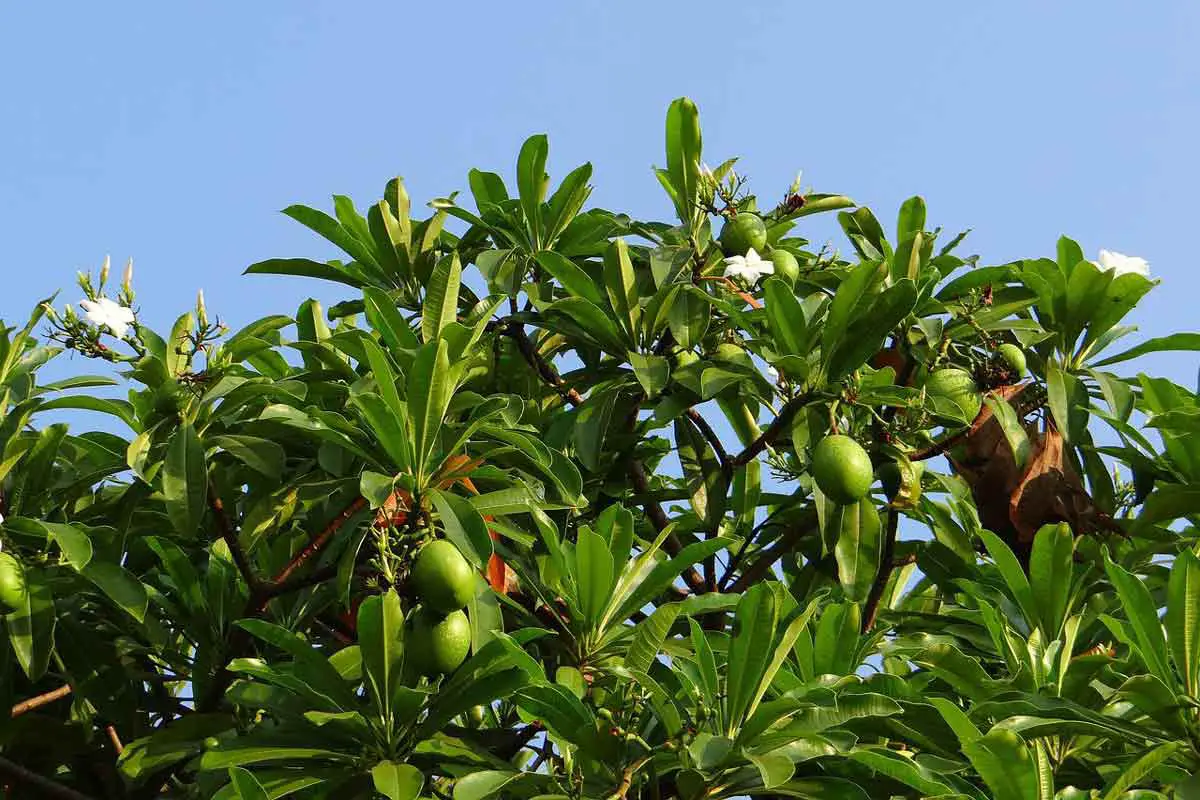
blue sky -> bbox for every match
[1,1,1197,388]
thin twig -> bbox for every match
[11,684,72,717]
[685,408,729,470]
[208,487,264,594]
[105,725,124,755]
[862,509,900,632]
[0,756,97,800]
[727,523,808,593]
[270,497,368,587]
[729,394,809,467]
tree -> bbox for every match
[2,97,1199,799]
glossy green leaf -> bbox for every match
[163,422,207,537]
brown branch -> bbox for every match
[11,684,72,717]
[209,487,265,595]
[270,497,368,587]
[862,509,900,632]
[0,756,97,800]
[729,394,809,467]
[727,524,808,594]
[685,408,729,470]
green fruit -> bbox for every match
[0,552,27,612]
[411,540,475,613]
[924,368,983,422]
[997,343,1027,376]
[770,249,800,285]
[811,435,874,505]
[719,214,768,255]
[878,460,924,508]
[409,608,471,676]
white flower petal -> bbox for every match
[79,297,136,338]
[1097,249,1150,278]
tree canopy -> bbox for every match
[2,97,1200,799]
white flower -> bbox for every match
[1095,249,1150,278]
[723,248,775,285]
[80,297,136,338]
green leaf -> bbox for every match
[664,97,703,223]
[575,527,615,629]
[983,394,1032,471]
[364,287,420,352]
[628,352,670,397]
[1101,742,1181,800]
[1092,332,1200,367]
[422,253,463,344]
[848,748,955,797]
[4,567,55,680]
[626,604,682,673]
[358,590,405,721]
[1029,523,1074,638]
[822,259,882,361]
[833,498,882,603]
[827,278,917,380]
[725,584,778,733]
[534,251,603,305]
[82,561,149,622]
[372,761,424,800]
[212,435,285,481]
[228,767,269,800]
[544,163,593,244]
[1103,552,1175,689]
[200,744,355,770]
[962,730,1040,800]
[244,258,365,289]
[896,196,927,243]
[454,770,523,800]
[603,239,641,342]
[1167,550,1200,696]
[979,529,1039,632]
[763,277,807,355]
[517,134,549,246]
[407,339,453,481]
[163,422,207,537]
[429,488,493,569]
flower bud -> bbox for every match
[122,259,134,293]
[99,255,110,286]
[196,289,208,327]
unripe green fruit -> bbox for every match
[924,368,983,422]
[811,435,874,505]
[408,608,471,676]
[410,540,475,613]
[997,343,1027,376]
[770,249,800,285]
[718,214,768,256]
[0,552,27,612]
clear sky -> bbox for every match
[2,1,1197,388]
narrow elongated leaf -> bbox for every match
[407,339,453,480]
[534,251,603,304]
[1101,742,1181,800]
[5,568,55,680]
[575,527,615,629]
[430,488,493,569]
[834,498,882,603]
[1092,332,1200,367]
[517,134,549,245]
[725,584,777,733]
[626,604,681,673]
[1103,553,1174,688]
[962,730,1040,800]
[1167,550,1200,696]
[1028,522,1074,637]
[163,423,207,537]
[603,239,641,342]
[358,590,405,720]
[979,529,1039,633]
[228,767,269,800]
[422,253,462,344]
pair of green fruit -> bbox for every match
[407,540,475,677]
[718,213,800,285]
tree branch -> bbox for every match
[209,487,265,595]
[685,408,729,470]
[0,755,97,800]
[726,523,808,594]
[11,683,73,718]
[862,509,900,632]
[729,394,808,468]
[270,497,368,587]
